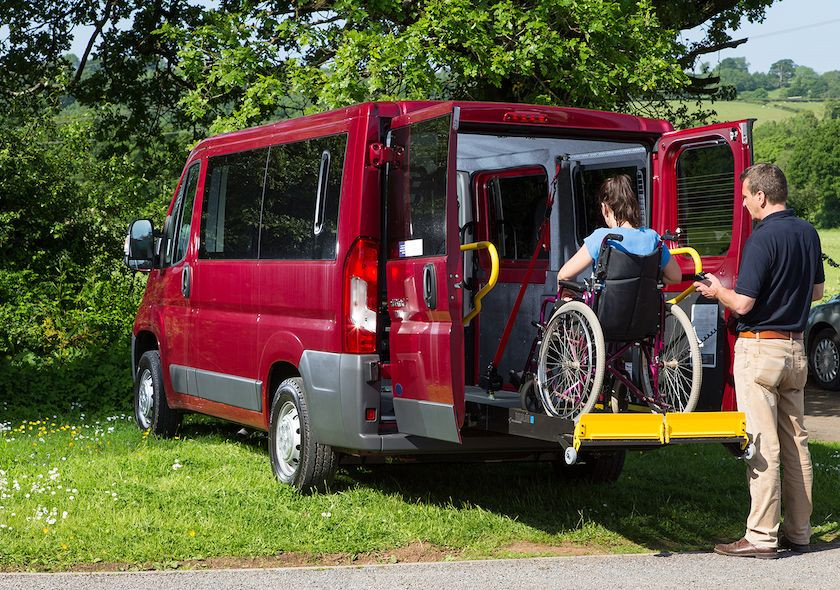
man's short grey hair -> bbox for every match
[740,163,788,205]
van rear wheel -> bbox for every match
[133,350,182,437]
[269,377,338,493]
[554,450,626,483]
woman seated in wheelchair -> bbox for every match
[557,174,681,287]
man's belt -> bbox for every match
[739,330,803,340]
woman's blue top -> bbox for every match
[583,226,670,269]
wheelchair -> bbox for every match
[522,233,702,421]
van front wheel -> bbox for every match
[134,350,181,437]
[269,378,338,493]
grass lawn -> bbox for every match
[818,228,840,300]
[1,413,839,571]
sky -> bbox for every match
[65,0,840,75]
[682,0,840,74]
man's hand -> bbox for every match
[693,273,721,300]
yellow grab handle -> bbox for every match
[460,241,499,326]
[667,246,703,305]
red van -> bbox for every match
[125,101,754,492]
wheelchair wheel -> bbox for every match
[642,303,702,412]
[518,374,543,413]
[536,301,605,421]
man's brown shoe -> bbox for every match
[713,538,779,559]
[778,535,811,553]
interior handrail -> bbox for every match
[666,246,703,305]
[460,241,499,326]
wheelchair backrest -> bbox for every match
[594,239,662,342]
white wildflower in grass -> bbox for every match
[172,460,183,470]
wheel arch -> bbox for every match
[807,321,835,352]
[265,361,301,425]
[132,330,160,379]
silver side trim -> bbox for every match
[170,364,262,412]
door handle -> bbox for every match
[181,264,191,298]
[423,264,437,309]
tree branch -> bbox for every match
[679,36,748,68]
[69,0,118,90]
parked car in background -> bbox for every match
[806,294,840,390]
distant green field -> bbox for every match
[673,100,825,127]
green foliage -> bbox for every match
[709,56,840,101]
[168,0,697,133]
[0,111,178,416]
[754,113,840,228]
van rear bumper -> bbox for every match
[299,350,384,451]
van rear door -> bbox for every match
[385,104,464,443]
[651,120,754,409]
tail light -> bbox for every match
[344,238,379,353]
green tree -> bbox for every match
[1,0,779,137]
[716,57,754,92]
[787,65,827,98]
[755,113,840,228]
[769,58,796,88]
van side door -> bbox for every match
[189,149,265,416]
[652,120,754,410]
[157,161,201,401]
[385,104,464,443]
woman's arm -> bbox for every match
[557,245,593,282]
[662,256,681,285]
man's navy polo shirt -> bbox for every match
[735,209,824,332]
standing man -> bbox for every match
[694,163,824,559]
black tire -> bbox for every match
[554,450,626,484]
[518,375,543,413]
[809,327,840,390]
[268,377,338,493]
[134,350,182,437]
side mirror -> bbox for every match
[125,219,155,272]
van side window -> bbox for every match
[200,148,268,260]
[676,144,734,256]
[164,162,201,267]
[387,115,450,258]
[487,173,549,260]
[260,133,347,260]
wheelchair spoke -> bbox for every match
[644,305,702,413]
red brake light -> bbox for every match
[344,238,379,353]
[503,111,549,124]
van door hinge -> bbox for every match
[369,143,404,168]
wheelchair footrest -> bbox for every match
[573,411,748,451]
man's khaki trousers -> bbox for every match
[733,336,813,548]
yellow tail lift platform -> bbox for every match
[572,411,749,452]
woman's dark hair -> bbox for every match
[597,174,640,227]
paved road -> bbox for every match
[805,385,840,443]
[3,546,839,590]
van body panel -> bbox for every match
[190,259,259,397]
